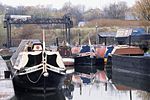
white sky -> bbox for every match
[0,0,136,9]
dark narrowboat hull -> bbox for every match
[74,55,104,74]
[75,55,104,70]
[75,65,97,74]
[112,54,150,92]
[12,69,66,91]
[15,90,66,100]
[105,55,112,80]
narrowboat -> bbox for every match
[10,33,74,91]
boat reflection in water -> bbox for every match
[11,70,144,100]
[11,75,74,100]
[71,71,143,100]
[137,91,150,100]
[12,90,66,100]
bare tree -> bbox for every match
[62,2,72,14]
[83,8,102,21]
[103,1,128,19]
[134,0,150,21]
[62,2,84,25]
[0,3,5,15]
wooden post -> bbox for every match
[65,24,68,43]
[105,37,107,46]
[6,22,11,48]
[78,32,81,45]
[56,37,59,46]
[68,27,71,44]
[147,26,149,33]
[105,82,107,91]
[80,84,82,95]
[130,90,132,100]
[9,24,11,47]
[129,35,131,46]
[95,26,98,44]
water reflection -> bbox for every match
[137,91,150,100]
[10,70,144,100]
[71,71,133,100]
[11,90,65,100]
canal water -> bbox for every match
[0,57,148,100]
[1,70,147,100]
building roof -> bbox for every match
[98,32,116,38]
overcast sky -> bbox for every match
[0,0,136,9]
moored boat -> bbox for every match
[105,45,150,92]
[10,31,74,91]
[112,54,150,92]
[62,58,74,66]
[57,41,74,67]
[74,45,104,69]
[105,45,144,80]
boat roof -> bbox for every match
[111,45,144,55]
[80,45,95,53]
[98,32,116,38]
[10,39,40,66]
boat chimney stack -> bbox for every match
[43,29,46,51]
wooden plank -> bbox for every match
[113,47,144,55]
[0,80,14,100]
[10,39,40,66]
[0,56,14,99]
[0,56,8,69]
[0,56,8,79]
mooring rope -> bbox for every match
[11,70,17,79]
[26,72,43,84]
